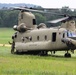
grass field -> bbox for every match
[0,28,15,44]
[0,28,76,75]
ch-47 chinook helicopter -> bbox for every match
[10,7,76,57]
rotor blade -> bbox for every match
[13,7,32,12]
[47,17,69,23]
[13,7,62,14]
[13,7,26,10]
[13,7,49,13]
[27,8,47,13]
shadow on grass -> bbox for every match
[48,54,64,58]
[14,51,65,58]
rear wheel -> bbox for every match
[39,51,48,56]
[11,41,15,54]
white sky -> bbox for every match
[0,0,76,8]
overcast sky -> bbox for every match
[0,0,76,8]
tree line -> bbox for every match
[0,6,76,27]
[0,10,18,27]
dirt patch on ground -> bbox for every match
[0,44,11,47]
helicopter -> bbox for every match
[10,7,76,57]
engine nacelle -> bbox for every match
[13,23,27,32]
[13,25,18,31]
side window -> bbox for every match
[52,32,56,42]
[33,19,36,25]
[37,36,39,40]
[45,35,47,40]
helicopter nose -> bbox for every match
[61,38,73,45]
[61,38,68,43]
[61,38,75,49]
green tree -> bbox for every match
[0,10,18,27]
[35,13,46,25]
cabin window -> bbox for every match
[45,35,47,40]
[52,32,56,42]
[33,19,36,25]
[37,36,39,40]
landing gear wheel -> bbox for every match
[64,53,71,58]
[11,41,15,54]
[39,51,48,56]
[44,51,48,56]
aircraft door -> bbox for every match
[51,32,57,49]
[52,32,56,42]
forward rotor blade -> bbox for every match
[27,8,47,13]
[47,17,69,23]
[13,7,49,13]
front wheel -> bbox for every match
[64,53,71,58]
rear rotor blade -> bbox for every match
[47,17,69,23]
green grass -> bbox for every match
[0,28,76,75]
[0,28,15,44]
[0,47,76,75]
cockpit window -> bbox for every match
[67,31,76,37]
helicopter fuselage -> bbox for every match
[11,7,76,57]
[13,28,74,52]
